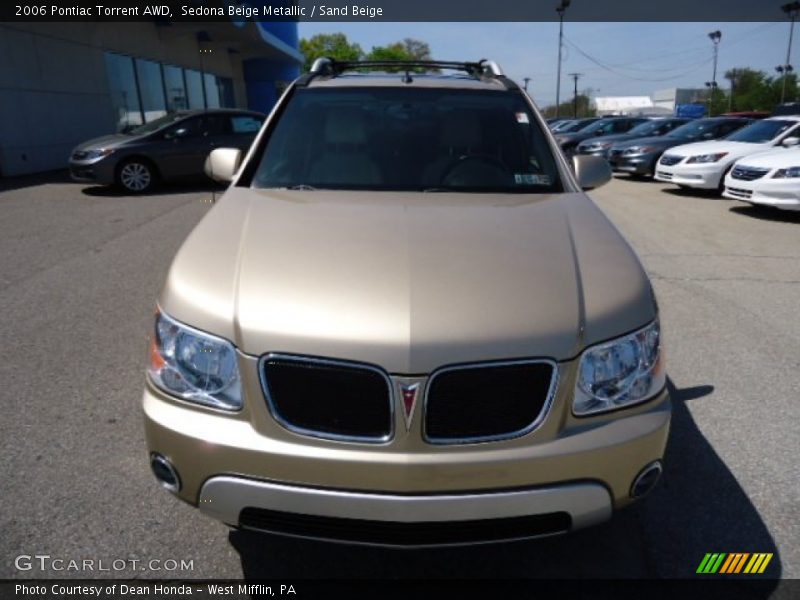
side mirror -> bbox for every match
[781,136,800,147]
[204,148,242,183]
[572,154,612,190]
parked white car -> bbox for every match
[723,148,800,210]
[654,116,800,191]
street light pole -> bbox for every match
[523,77,531,92]
[708,30,722,116]
[569,72,582,118]
[555,0,571,117]
[780,2,800,104]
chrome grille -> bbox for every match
[731,166,770,181]
[659,155,683,166]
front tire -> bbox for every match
[117,159,156,193]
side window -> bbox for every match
[717,122,742,137]
[613,120,631,132]
[202,114,231,137]
[164,116,202,139]
[231,115,263,134]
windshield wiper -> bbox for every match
[284,184,318,191]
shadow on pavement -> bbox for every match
[660,186,723,199]
[229,379,780,584]
[80,178,225,198]
[729,205,800,224]
[0,169,71,193]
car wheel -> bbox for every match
[117,159,156,193]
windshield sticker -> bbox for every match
[515,173,550,185]
[515,112,530,124]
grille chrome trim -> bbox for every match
[258,353,395,444]
[423,358,559,445]
[731,166,770,181]
[659,155,683,166]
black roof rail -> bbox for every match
[297,58,519,90]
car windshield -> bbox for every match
[580,119,620,135]
[724,119,797,143]
[557,119,595,132]
[666,119,719,140]
[127,113,187,135]
[250,87,562,193]
[626,120,667,136]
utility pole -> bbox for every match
[523,77,531,92]
[780,2,800,104]
[555,0,571,117]
[568,73,582,117]
[728,68,736,112]
[707,30,722,116]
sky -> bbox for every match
[298,22,795,106]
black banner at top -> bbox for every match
[0,0,798,22]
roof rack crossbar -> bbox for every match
[308,58,505,78]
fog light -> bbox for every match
[150,453,181,493]
[630,461,662,499]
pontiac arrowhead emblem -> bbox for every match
[399,383,420,430]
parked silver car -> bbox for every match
[69,109,265,193]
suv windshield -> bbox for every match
[725,119,797,143]
[250,87,562,193]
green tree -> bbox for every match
[299,33,363,72]
[724,67,798,112]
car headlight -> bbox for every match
[624,146,657,155]
[686,152,728,164]
[84,148,115,160]
[148,310,242,410]
[574,319,665,416]
[772,166,800,178]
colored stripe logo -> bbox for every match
[696,553,773,574]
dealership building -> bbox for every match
[0,20,303,177]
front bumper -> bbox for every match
[724,177,800,210]
[609,153,657,175]
[654,161,726,189]
[143,360,671,543]
[68,158,116,184]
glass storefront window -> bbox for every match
[104,53,142,131]
[135,58,167,122]
[163,65,188,112]
[204,73,221,109]
[185,69,205,110]
[218,77,235,108]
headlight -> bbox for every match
[686,152,728,164]
[574,320,665,416]
[772,166,800,178]
[148,310,242,410]
[624,146,657,155]
[84,148,115,160]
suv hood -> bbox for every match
[160,189,655,373]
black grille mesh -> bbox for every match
[239,507,570,545]
[425,362,555,442]
[262,357,392,441]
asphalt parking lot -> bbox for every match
[0,172,797,587]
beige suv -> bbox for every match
[143,59,670,546]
